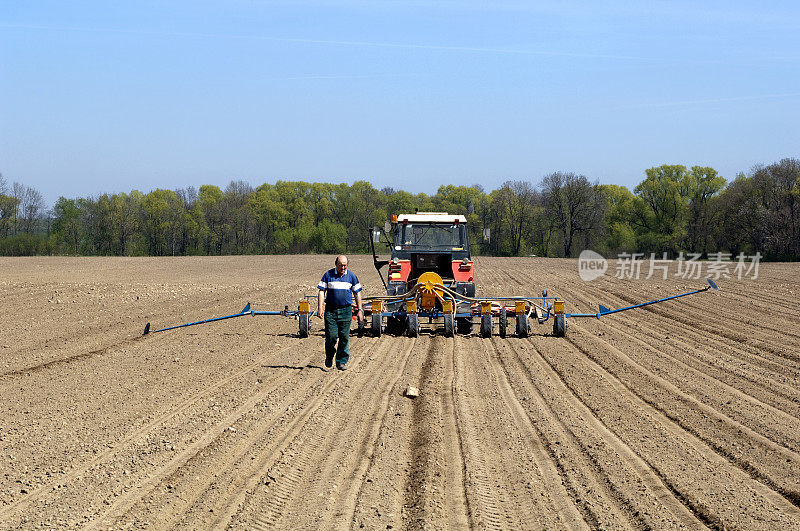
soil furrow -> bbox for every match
[528,333,800,528]
[567,326,800,506]
[558,283,800,417]
[224,336,414,529]
[491,339,638,528]
[469,337,590,529]
[5,256,800,529]
[570,281,800,378]
[83,345,326,529]
[448,337,504,530]
[401,336,447,528]
[0,338,309,526]
[114,346,340,529]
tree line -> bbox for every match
[0,158,798,260]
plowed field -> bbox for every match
[2,255,799,530]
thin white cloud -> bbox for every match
[263,73,416,81]
[0,23,644,61]
[620,92,800,109]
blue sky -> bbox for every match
[2,1,799,207]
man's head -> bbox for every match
[335,255,348,274]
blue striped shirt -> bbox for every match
[318,269,362,309]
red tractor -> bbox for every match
[370,212,476,334]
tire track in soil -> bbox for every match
[446,336,505,530]
[558,284,800,451]
[549,279,800,422]
[526,333,800,529]
[315,336,419,530]
[243,336,409,529]
[225,336,417,530]
[464,336,588,529]
[0,335,148,380]
[570,280,800,378]
[111,340,352,530]
[140,336,402,530]
[0,338,311,526]
[604,288,799,362]
[613,314,800,415]
[402,336,451,529]
[565,326,800,509]
[593,311,800,449]
[83,342,327,530]
[493,337,703,529]
[534,271,800,509]
[347,335,431,530]
[436,336,471,530]
[489,335,636,528]
[491,267,800,434]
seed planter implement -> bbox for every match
[142,212,719,338]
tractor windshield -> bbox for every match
[394,224,467,250]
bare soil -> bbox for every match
[1,255,800,529]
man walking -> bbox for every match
[317,255,363,371]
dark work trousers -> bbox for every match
[324,306,353,365]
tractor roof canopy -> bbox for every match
[396,213,467,224]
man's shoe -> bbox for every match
[325,355,333,369]
[336,362,347,371]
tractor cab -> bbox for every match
[371,213,475,300]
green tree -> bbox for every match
[631,165,688,255]
[52,197,83,254]
[248,184,290,253]
[141,189,185,255]
[599,184,637,254]
[197,185,224,253]
[681,166,726,254]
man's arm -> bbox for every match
[317,289,325,317]
[355,291,364,324]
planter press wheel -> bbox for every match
[298,313,310,338]
[480,313,492,338]
[516,313,529,338]
[499,307,507,338]
[443,313,455,337]
[553,314,567,337]
[407,314,420,337]
[371,312,382,337]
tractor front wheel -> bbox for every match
[499,307,507,338]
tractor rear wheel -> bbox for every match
[456,317,473,335]
[480,314,492,338]
[386,316,403,335]
[499,307,507,338]
[516,314,529,338]
[443,314,455,337]
[371,312,382,337]
[553,314,567,337]
[407,314,420,337]
[298,313,310,338]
